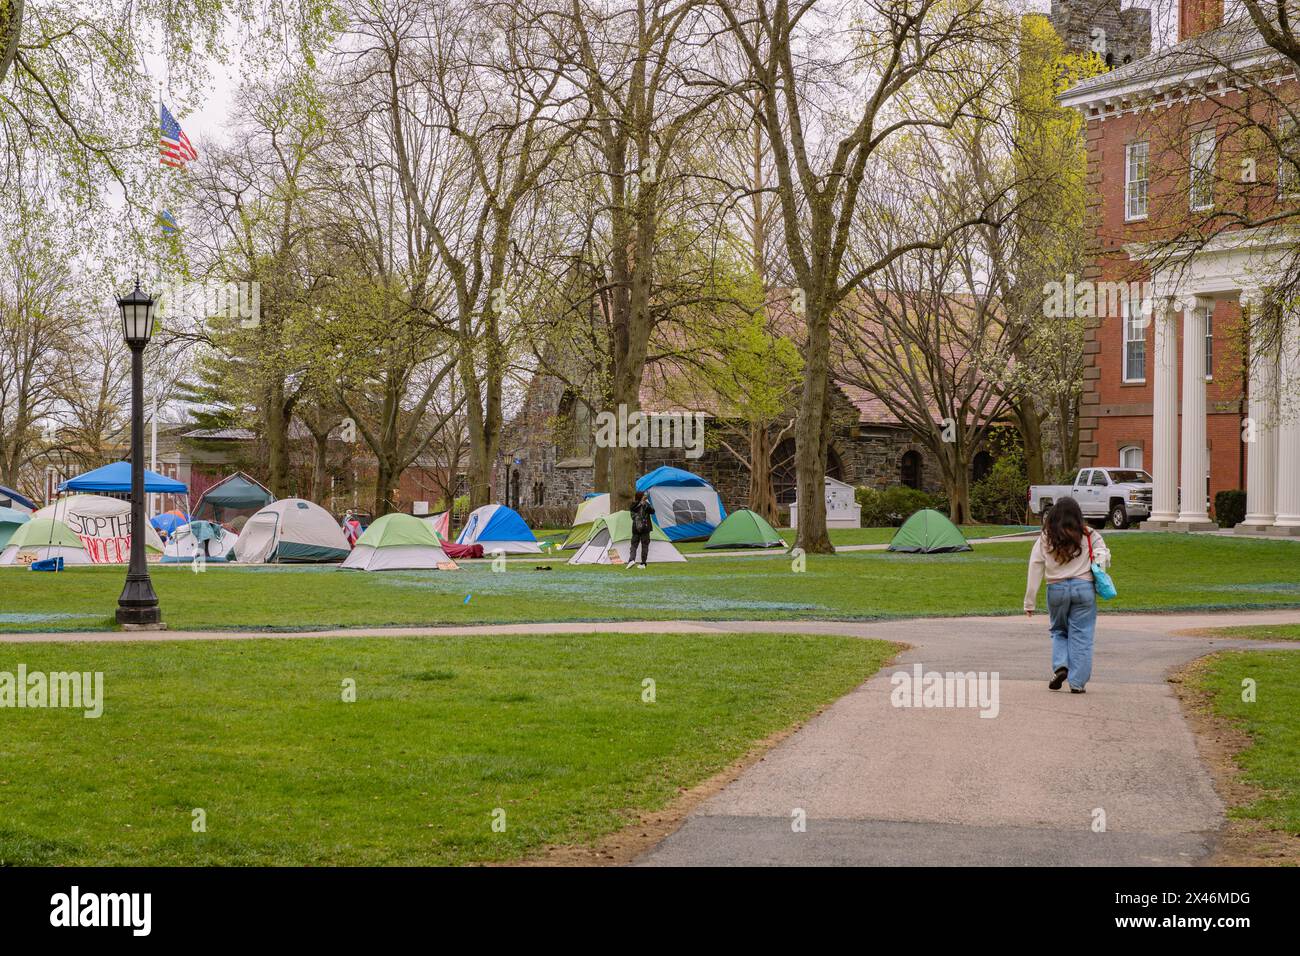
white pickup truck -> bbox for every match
[1028,467,1154,529]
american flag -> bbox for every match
[160,104,198,169]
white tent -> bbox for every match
[233,499,351,563]
[161,522,239,563]
[31,495,164,562]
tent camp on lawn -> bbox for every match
[887,509,972,553]
[568,511,686,565]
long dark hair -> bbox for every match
[1042,497,1087,563]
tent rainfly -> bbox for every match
[635,466,726,541]
[0,485,37,514]
[562,493,611,549]
[456,504,541,554]
[568,511,686,565]
[342,513,457,571]
[887,509,973,554]
[192,472,275,526]
[58,461,187,494]
[233,499,351,563]
[704,509,786,549]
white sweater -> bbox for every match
[1024,529,1111,611]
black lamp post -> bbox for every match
[115,280,163,628]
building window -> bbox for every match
[1204,304,1214,380]
[555,391,593,461]
[1125,142,1149,220]
[1280,115,1299,198]
[900,450,923,490]
[1119,445,1143,470]
[771,439,844,504]
[1190,127,1216,211]
[1122,302,1146,382]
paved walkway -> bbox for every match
[5,608,1297,866]
[637,610,1300,866]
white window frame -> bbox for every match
[1125,142,1149,221]
[1119,446,1143,470]
[1122,301,1147,383]
[1280,115,1299,200]
[1190,127,1216,212]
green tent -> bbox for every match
[704,509,786,549]
[341,513,453,571]
[887,509,972,553]
[568,510,686,564]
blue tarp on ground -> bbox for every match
[59,461,187,494]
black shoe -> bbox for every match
[1049,667,1068,690]
[1070,687,1086,694]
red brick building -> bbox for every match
[1060,5,1300,533]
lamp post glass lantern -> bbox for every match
[115,280,162,627]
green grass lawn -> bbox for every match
[1200,624,1300,641]
[0,631,893,865]
[1192,646,1300,838]
[2,533,1298,633]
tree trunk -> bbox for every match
[264,381,294,498]
[748,422,778,523]
[1013,399,1046,485]
[593,442,611,494]
[310,433,330,504]
[794,305,833,553]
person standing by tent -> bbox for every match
[1024,497,1110,694]
[627,491,655,569]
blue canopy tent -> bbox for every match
[58,461,187,494]
[635,466,726,541]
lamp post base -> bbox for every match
[116,606,164,627]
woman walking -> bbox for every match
[1024,497,1110,693]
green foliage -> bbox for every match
[971,456,1029,525]
[855,485,942,527]
[1214,489,1247,528]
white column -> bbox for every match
[1149,299,1181,523]
[1275,304,1300,528]
[1177,296,1211,525]
[1241,289,1278,527]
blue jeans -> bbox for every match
[1047,578,1097,690]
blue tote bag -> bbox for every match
[1087,533,1117,600]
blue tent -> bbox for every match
[0,484,36,513]
[150,510,192,536]
[456,504,541,553]
[635,467,726,541]
[635,466,713,491]
[59,461,188,494]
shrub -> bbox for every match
[971,456,1030,525]
[1214,489,1247,528]
[856,485,940,526]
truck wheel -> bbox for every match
[1108,503,1129,530]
